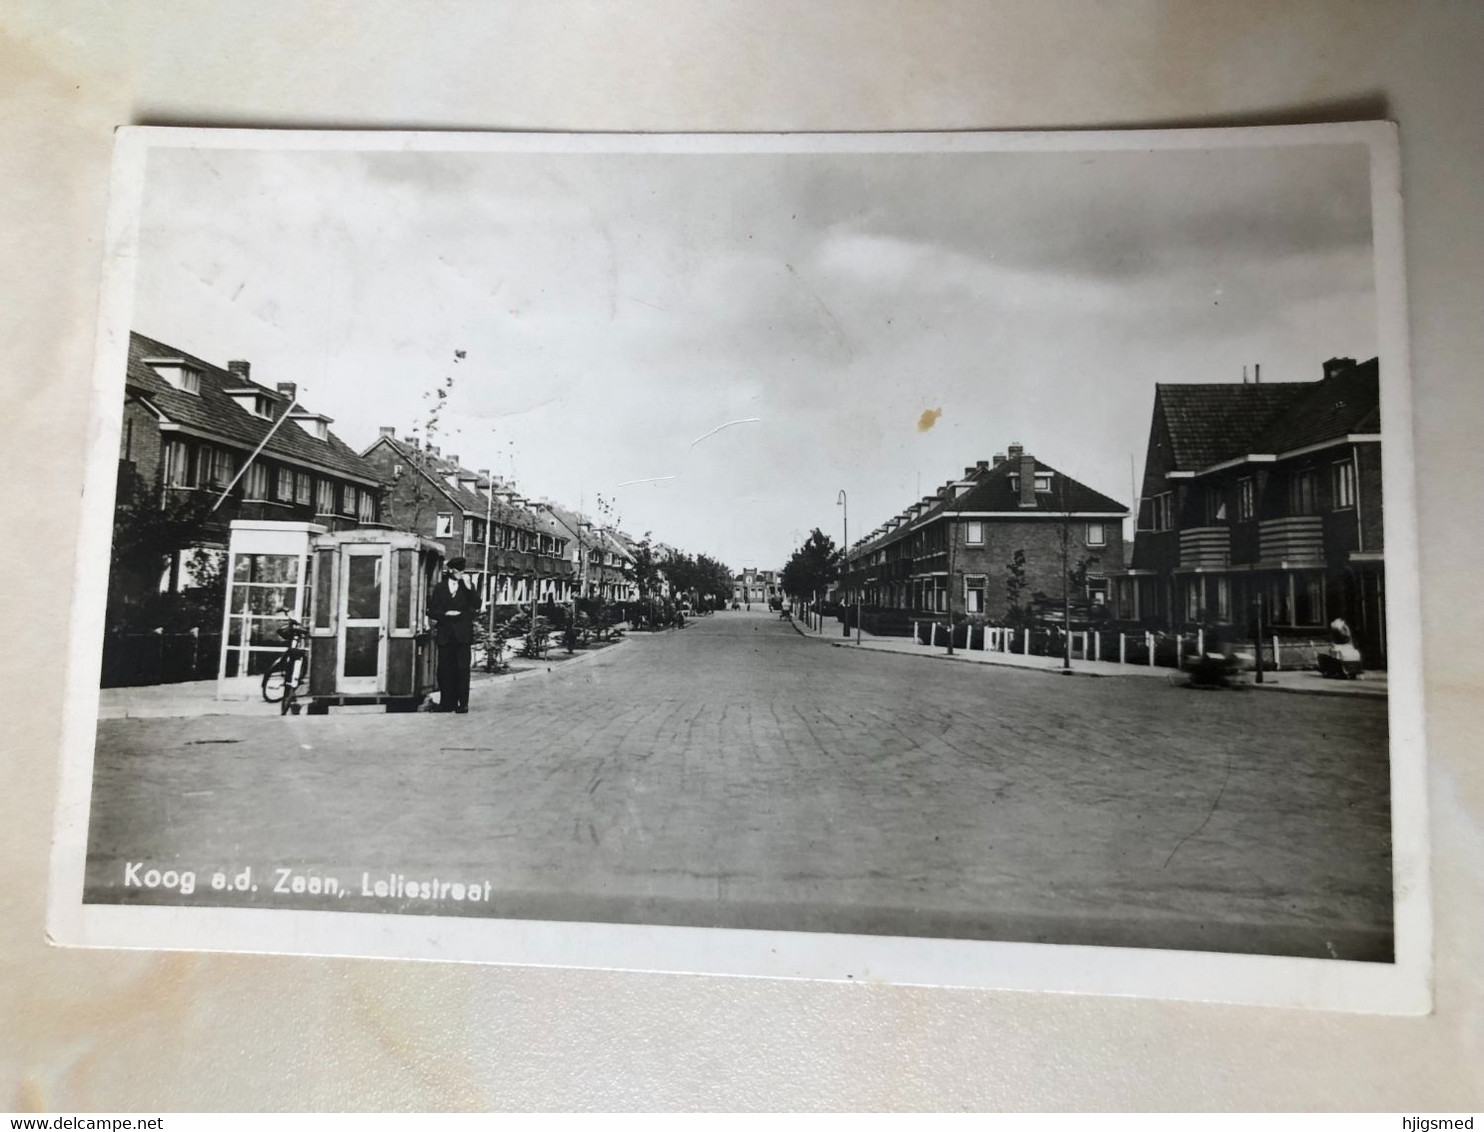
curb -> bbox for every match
[805,632,1389,698]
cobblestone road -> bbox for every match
[85,609,1393,959]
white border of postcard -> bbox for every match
[49,123,1430,1013]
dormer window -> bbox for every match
[226,389,276,419]
[289,412,331,441]
[143,358,202,395]
[1035,474,1052,492]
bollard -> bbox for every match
[1197,628,1205,657]
[1177,635,1184,670]
[913,620,918,644]
[1022,628,1030,655]
[1273,635,1282,670]
[1119,632,1126,664]
[1093,631,1101,662]
[1147,631,1155,667]
[930,622,937,647]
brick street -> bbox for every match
[84,609,1393,959]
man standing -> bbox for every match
[427,556,481,713]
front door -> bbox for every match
[338,544,389,693]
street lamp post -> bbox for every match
[837,490,850,638]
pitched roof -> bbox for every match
[365,434,540,530]
[857,454,1127,556]
[1153,357,1380,471]
[1257,357,1380,452]
[126,331,382,484]
[1153,382,1307,470]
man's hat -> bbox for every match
[446,557,467,571]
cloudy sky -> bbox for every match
[131,138,1376,569]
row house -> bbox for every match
[840,444,1128,623]
[1110,357,1385,664]
[118,331,385,595]
[361,430,575,608]
[734,568,781,605]
[540,502,639,604]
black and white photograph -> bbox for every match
[49,125,1426,1011]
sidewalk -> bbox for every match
[97,636,631,719]
[788,615,1388,698]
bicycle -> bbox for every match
[261,617,310,714]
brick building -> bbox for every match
[840,445,1127,623]
[1110,357,1385,664]
[733,568,781,606]
[361,430,575,609]
[116,331,384,597]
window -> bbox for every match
[294,471,312,506]
[1295,572,1324,626]
[339,484,358,515]
[1087,575,1108,606]
[243,462,269,500]
[435,513,454,538]
[196,444,234,489]
[1150,492,1174,531]
[965,521,984,545]
[1186,580,1201,622]
[1288,470,1319,516]
[1086,522,1106,547]
[965,575,986,614]
[463,517,475,542]
[1034,474,1052,492]
[163,439,192,487]
[1332,459,1356,510]
[1215,577,1231,621]
[179,366,201,394]
[1237,477,1255,521]
[1204,486,1227,524]
[357,488,377,523]
[315,479,336,514]
[275,466,295,503]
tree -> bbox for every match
[781,528,839,603]
[630,534,663,599]
[108,468,221,631]
[1004,548,1028,623]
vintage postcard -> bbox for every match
[49,124,1428,1011]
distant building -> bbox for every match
[734,568,781,606]
[1110,357,1385,664]
[840,446,1128,622]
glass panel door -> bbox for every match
[338,545,388,692]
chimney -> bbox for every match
[1019,451,1037,508]
[975,460,989,471]
[1323,356,1356,380]
[992,453,1007,468]
[428,444,440,457]
[447,455,460,467]
[477,468,490,480]
[1253,364,1261,385]
[1007,441,1024,461]
[379,426,396,439]
[227,360,251,380]
[276,381,297,401]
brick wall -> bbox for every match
[119,397,163,488]
[1357,442,1384,553]
[952,516,1124,618]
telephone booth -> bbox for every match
[303,528,444,713]
[218,520,443,712]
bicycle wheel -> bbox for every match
[262,659,289,703]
